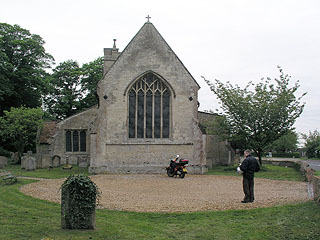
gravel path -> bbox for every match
[20,174,309,212]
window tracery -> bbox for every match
[128,73,171,138]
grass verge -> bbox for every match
[4,164,89,179]
[0,179,319,240]
[207,164,306,181]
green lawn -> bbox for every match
[1,164,319,239]
[0,179,319,240]
[207,164,306,181]
[4,164,89,179]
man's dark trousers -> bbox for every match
[243,176,254,202]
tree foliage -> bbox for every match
[203,67,306,162]
[43,58,103,120]
[266,130,298,153]
[80,57,103,109]
[0,107,43,160]
[0,23,54,114]
[43,60,82,120]
[302,130,320,158]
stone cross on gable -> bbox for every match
[146,15,151,22]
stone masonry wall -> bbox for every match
[37,107,97,168]
[90,23,206,174]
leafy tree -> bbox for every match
[44,60,82,120]
[0,23,54,114]
[0,107,43,161]
[267,130,298,153]
[302,130,320,158]
[203,67,306,163]
[43,58,103,120]
[80,57,103,109]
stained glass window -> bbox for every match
[128,72,171,138]
[129,90,136,138]
[65,130,87,152]
[146,90,153,138]
[80,130,86,152]
[137,90,144,138]
[73,131,79,152]
[154,91,161,138]
[162,90,170,138]
[66,131,72,152]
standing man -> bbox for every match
[240,149,260,203]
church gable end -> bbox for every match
[90,20,206,174]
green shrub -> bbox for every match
[0,146,10,158]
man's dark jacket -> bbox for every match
[240,155,260,179]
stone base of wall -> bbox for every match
[89,164,207,174]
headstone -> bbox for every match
[79,156,89,168]
[0,156,8,169]
[41,155,52,168]
[21,151,33,169]
[36,155,42,168]
[25,156,37,171]
[21,156,27,169]
[52,155,61,167]
[60,156,67,165]
[11,152,20,164]
[68,156,78,165]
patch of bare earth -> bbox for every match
[20,174,309,212]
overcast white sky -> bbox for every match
[1,0,319,137]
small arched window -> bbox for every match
[128,72,171,138]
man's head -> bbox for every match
[244,149,251,157]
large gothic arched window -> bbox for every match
[128,72,171,138]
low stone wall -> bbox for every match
[263,158,320,204]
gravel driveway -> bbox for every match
[20,174,309,212]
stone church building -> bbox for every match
[36,20,234,173]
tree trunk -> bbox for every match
[257,152,262,166]
[254,149,263,166]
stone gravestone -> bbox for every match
[79,156,89,168]
[21,155,27,169]
[68,156,78,165]
[11,152,20,164]
[60,156,67,165]
[52,155,61,167]
[21,151,33,169]
[0,156,8,169]
[41,155,52,168]
[25,156,37,171]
